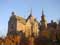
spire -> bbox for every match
[28,8,32,19]
[41,8,45,20]
[30,8,32,16]
[26,8,32,21]
[42,8,44,16]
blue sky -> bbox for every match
[0,0,60,37]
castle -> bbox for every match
[0,10,60,45]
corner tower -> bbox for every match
[8,11,26,35]
[40,9,47,30]
[8,11,17,35]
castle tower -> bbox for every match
[8,11,17,35]
[25,9,34,37]
[8,11,26,35]
[40,9,47,30]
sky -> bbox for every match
[0,0,60,37]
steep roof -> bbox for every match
[26,14,32,22]
[16,16,26,24]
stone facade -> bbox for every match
[0,10,60,45]
[8,11,39,37]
